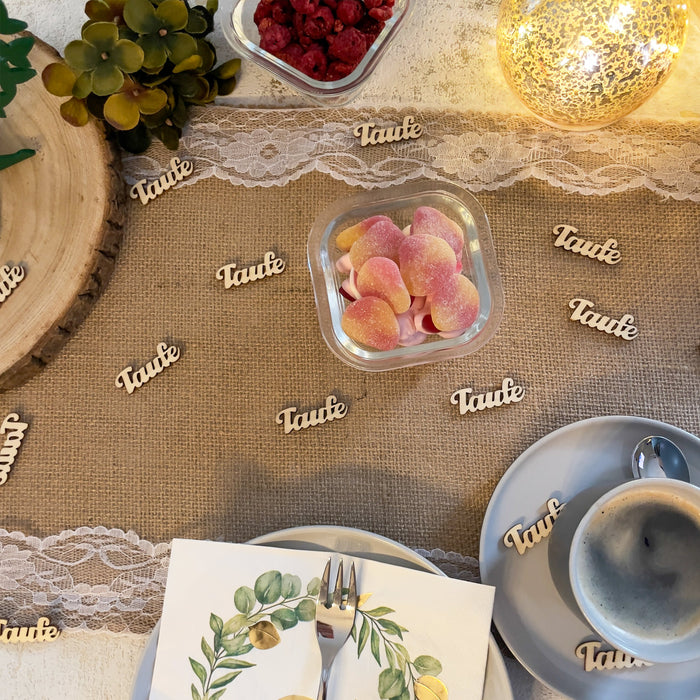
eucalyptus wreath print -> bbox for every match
[352,594,449,700]
[190,569,321,700]
[190,570,448,700]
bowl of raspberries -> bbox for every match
[307,182,504,371]
[223,0,413,104]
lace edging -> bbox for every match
[122,107,700,201]
[0,527,480,634]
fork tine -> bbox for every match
[333,560,344,607]
[320,558,331,605]
[347,563,356,609]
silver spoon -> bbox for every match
[632,435,690,482]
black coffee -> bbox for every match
[578,491,700,641]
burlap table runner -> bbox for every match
[1,107,698,632]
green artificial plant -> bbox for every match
[0,0,36,171]
[42,0,240,153]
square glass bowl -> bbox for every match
[221,0,414,106]
[308,181,504,371]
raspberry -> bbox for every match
[326,59,358,80]
[356,15,384,43]
[328,26,366,63]
[270,0,293,24]
[337,0,364,25]
[278,41,304,67]
[304,6,335,38]
[298,45,328,79]
[258,16,275,33]
[368,4,392,21]
[290,0,319,13]
[322,0,338,7]
[260,22,292,53]
[362,0,382,7]
[254,3,273,25]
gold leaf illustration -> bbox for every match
[357,592,373,608]
[414,675,448,700]
[249,620,280,650]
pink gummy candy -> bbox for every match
[341,296,400,351]
[411,206,464,262]
[336,214,392,251]
[349,219,406,271]
[429,273,479,332]
[398,233,456,296]
[356,257,410,314]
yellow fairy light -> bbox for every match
[497,0,689,129]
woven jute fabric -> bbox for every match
[2,118,699,566]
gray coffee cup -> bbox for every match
[568,478,700,664]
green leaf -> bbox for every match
[281,573,302,599]
[295,599,315,622]
[362,607,396,617]
[394,643,411,662]
[154,122,181,149]
[195,37,215,72]
[216,75,236,96]
[213,58,240,80]
[110,38,144,72]
[72,71,94,99]
[42,62,77,97]
[254,571,282,605]
[92,61,124,95]
[413,655,443,676]
[82,21,119,51]
[123,0,159,34]
[117,121,151,152]
[134,86,167,113]
[189,658,207,688]
[206,0,218,13]
[396,690,410,700]
[270,608,298,630]
[220,636,252,656]
[209,670,241,689]
[370,628,381,666]
[234,586,256,614]
[165,31,197,64]
[186,8,209,35]
[222,613,249,636]
[209,690,227,700]
[377,619,404,639]
[378,668,406,699]
[215,658,255,670]
[138,33,168,70]
[64,39,99,72]
[60,96,90,126]
[385,644,396,669]
[0,149,34,172]
[4,36,34,69]
[173,53,202,73]
[200,637,215,667]
[190,683,202,700]
[0,3,28,33]
[209,614,224,636]
[156,0,189,31]
[357,616,370,657]
[307,577,321,597]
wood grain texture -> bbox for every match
[0,34,124,391]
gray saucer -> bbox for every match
[479,416,700,700]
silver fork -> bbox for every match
[315,558,357,700]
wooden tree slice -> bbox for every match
[0,35,124,392]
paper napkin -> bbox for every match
[150,539,495,700]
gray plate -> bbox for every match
[479,416,700,700]
[133,525,512,700]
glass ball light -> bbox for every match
[497,0,690,130]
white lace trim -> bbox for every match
[122,107,700,201]
[0,528,480,633]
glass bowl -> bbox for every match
[221,0,414,106]
[308,181,504,372]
